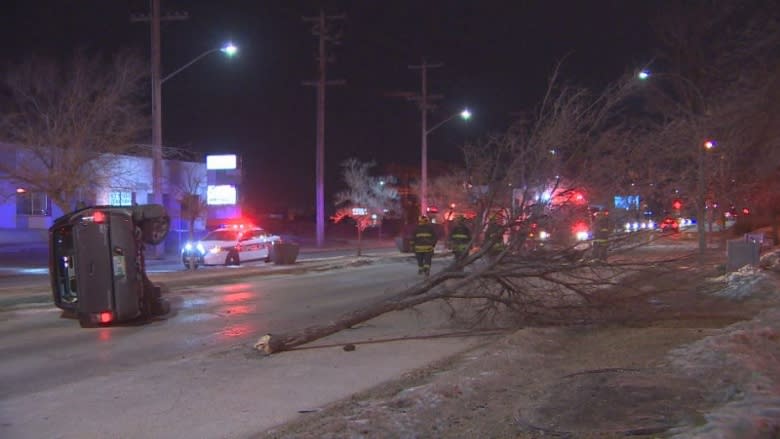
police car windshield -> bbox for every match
[203,230,241,241]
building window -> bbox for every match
[109,191,133,206]
[16,191,52,216]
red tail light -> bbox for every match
[98,311,113,324]
[92,211,106,223]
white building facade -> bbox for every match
[0,143,208,249]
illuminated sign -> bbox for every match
[351,207,367,216]
[206,154,237,170]
[207,185,237,205]
[614,195,640,210]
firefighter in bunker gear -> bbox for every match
[485,215,506,261]
[592,211,610,261]
[448,216,471,262]
[411,215,437,276]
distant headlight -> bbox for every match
[575,231,589,241]
[538,231,550,240]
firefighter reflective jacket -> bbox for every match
[594,216,610,243]
[485,222,505,252]
[449,223,471,251]
[412,223,438,253]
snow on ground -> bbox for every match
[668,249,780,438]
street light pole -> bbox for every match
[150,34,237,257]
[420,109,472,216]
[151,0,162,211]
[697,140,716,254]
[639,69,711,255]
[697,142,707,254]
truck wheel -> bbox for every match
[226,251,240,266]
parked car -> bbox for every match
[659,217,680,233]
[181,226,280,268]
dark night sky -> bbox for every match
[0,0,660,213]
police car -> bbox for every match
[181,225,281,268]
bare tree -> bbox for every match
[635,0,780,251]
[332,158,399,256]
[0,49,148,213]
[172,163,208,242]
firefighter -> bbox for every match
[411,215,437,276]
[592,211,610,261]
[448,215,471,262]
[484,214,506,261]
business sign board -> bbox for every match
[207,185,237,205]
[206,154,237,170]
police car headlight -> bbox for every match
[209,246,222,254]
[183,242,207,255]
[576,231,589,241]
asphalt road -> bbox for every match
[1,256,473,438]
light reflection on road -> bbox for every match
[97,328,112,342]
[219,323,252,338]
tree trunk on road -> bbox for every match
[256,291,441,354]
[256,249,501,354]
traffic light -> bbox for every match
[742,207,751,216]
[672,199,682,210]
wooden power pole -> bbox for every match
[303,10,345,247]
[131,0,188,256]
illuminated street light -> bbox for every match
[162,42,238,84]
[421,108,472,215]
[637,69,650,80]
[220,42,238,57]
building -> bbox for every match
[0,142,208,251]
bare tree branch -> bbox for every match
[0,48,148,212]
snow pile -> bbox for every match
[759,248,780,272]
[711,265,777,300]
[668,273,780,438]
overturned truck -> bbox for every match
[49,204,172,327]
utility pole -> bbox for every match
[408,59,443,217]
[303,9,345,247]
[131,0,188,256]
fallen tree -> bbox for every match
[256,232,697,354]
[256,62,697,355]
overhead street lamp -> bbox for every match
[161,42,238,84]
[420,108,471,216]
[638,68,714,255]
[148,41,237,255]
